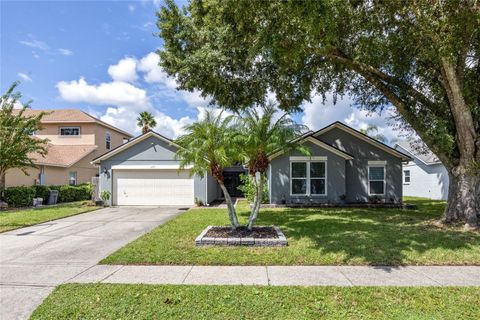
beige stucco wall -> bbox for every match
[5,121,128,188]
[94,124,130,155]
[35,123,96,145]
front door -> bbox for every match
[223,171,244,197]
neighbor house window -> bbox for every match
[105,132,111,150]
[59,127,80,136]
[290,158,327,196]
[69,172,77,186]
[404,170,410,184]
[368,165,385,195]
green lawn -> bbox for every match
[31,284,480,319]
[102,198,480,266]
[0,201,100,232]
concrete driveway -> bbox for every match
[0,206,186,320]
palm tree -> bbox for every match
[137,111,157,134]
[237,103,309,230]
[359,125,388,144]
[175,110,240,229]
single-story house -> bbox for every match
[394,141,449,200]
[92,121,411,206]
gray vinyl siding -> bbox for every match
[317,128,403,203]
[269,141,346,204]
[98,135,208,206]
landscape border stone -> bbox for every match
[195,225,288,247]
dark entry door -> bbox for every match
[223,171,244,197]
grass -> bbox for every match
[31,283,480,319]
[102,197,480,266]
[0,201,100,232]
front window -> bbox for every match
[291,161,327,196]
[404,170,410,184]
[369,166,385,195]
[69,171,77,186]
[59,127,80,136]
[105,132,111,150]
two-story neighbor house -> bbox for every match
[92,121,410,206]
[6,109,132,187]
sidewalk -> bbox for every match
[69,265,480,287]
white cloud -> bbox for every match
[301,94,403,144]
[108,57,138,82]
[138,52,210,108]
[19,39,49,51]
[57,77,148,111]
[128,4,135,12]
[56,52,217,138]
[18,72,32,82]
[58,48,73,56]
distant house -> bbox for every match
[93,122,411,206]
[6,109,132,187]
[394,141,449,200]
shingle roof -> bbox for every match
[395,141,440,165]
[14,109,133,137]
[31,144,98,167]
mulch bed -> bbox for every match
[205,226,279,239]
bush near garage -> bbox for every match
[1,183,92,207]
[49,184,92,203]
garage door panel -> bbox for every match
[113,169,194,206]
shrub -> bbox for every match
[32,185,50,202]
[3,186,36,207]
[50,183,92,203]
[237,173,269,204]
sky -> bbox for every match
[0,0,402,142]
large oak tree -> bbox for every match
[158,0,480,228]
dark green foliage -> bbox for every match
[2,184,92,207]
[237,174,268,204]
[32,185,50,202]
[50,184,92,203]
[2,186,36,207]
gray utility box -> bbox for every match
[48,190,59,205]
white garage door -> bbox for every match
[113,169,194,206]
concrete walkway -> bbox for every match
[0,206,186,320]
[69,265,480,287]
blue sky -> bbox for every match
[1,0,398,140]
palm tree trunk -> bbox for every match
[247,173,264,230]
[0,169,6,194]
[218,181,239,229]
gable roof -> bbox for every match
[14,109,133,138]
[268,132,355,160]
[313,121,411,162]
[32,144,98,167]
[394,141,441,165]
[91,130,178,164]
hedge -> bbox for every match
[2,186,36,207]
[1,183,93,207]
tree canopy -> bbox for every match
[158,0,480,227]
[0,82,48,191]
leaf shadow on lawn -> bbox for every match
[251,201,479,265]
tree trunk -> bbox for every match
[443,165,479,229]
[218,182,240,229]
[0,169,5,194]
[247,174,264,230]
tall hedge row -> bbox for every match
[1,183,92,207]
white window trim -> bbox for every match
[105,132,111,150]
[59,126,81,136]
[368,164,385,196]
[403,170,411,185]
[69,171,77,186]
[290,160,327,196]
